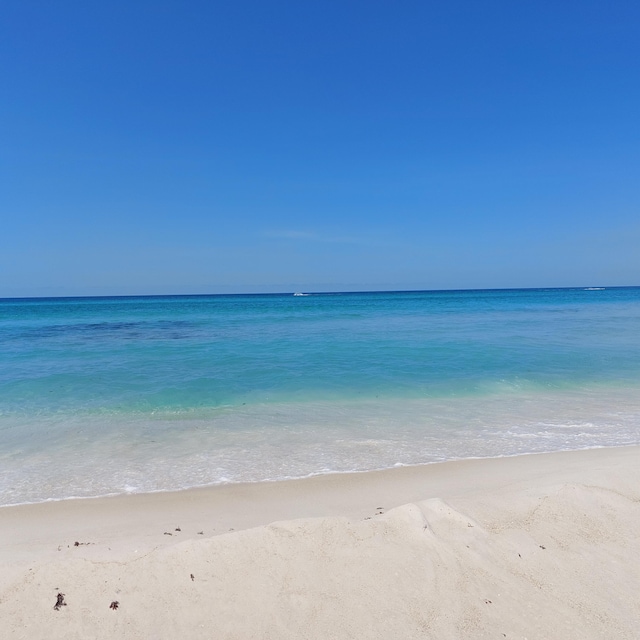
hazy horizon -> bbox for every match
[1,283,635,301]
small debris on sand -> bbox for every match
[53,593,66,610]
[110,601,119,610]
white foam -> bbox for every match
[2,385,640,506]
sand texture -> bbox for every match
[1,446,639,639]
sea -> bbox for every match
[1,287,640,507]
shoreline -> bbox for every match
[2,445,638,554]
[3,441,636,510]
[2,445,639,638]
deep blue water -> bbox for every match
[1,287,640,505]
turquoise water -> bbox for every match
[2,287,640,505]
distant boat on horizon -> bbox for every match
[293,292,309,296]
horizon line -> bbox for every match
[1,284,637,302]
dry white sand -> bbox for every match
[1,446,639,639]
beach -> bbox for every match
[3,291,640,637]
[4,0,640,634]
[2,445,639,639]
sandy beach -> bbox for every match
[1,446,639,639]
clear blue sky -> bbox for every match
[1,1,639,296]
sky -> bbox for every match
[1,0,639,296]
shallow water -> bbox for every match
[2,288,640,505]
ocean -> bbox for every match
[1,287,640,506]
